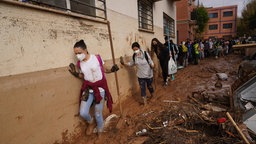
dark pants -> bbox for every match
[138,78,154,97]
[194,54,199,65]
[159,58,169,82]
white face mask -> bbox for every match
[76,53,86,61]
[134,49,140,54]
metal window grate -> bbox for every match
[138,0,154,31]
[163,13,175,38]
[26,0,107,20]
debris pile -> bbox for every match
[121,90,256,144]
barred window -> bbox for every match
[25,0,106,20]
[138,0,154,31]
[163,13,175,38]
[70,0,96,17]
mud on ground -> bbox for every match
[73,54,255,144]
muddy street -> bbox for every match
[69,54,253,144]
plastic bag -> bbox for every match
[168,58,177,74]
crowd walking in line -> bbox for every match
[68,36,241,137]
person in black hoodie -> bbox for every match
[164,36,179,80]
[151,38,170,86]
[164,36,179,62]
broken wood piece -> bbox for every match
[168,118,185,127]
[173,126,199,133]
[203,103,227,112]
[145,123,163,130]
[226,112,250,144]
[188,95,211,111]
[163,100,180,103]
[225,130,236,137]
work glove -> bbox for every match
[68,63,79,78]
[120,56,124,65]
[111,64,119,72]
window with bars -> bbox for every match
[163,13,175,38]
[223,23,232,29]
[137,0,154,31]
[209,24,218,30]
[25,0,106,20]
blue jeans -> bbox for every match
[80,91,105,132]
[138,78,154,97]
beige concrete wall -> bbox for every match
[0,1,173,143]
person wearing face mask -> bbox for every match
[120,42,154,105]
[68,39,119,136]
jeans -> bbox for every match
[80,91,105,132]
[138,77,154,97]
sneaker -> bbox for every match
[166,76,170,82]
[171,75,175,81]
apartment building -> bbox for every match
[0,0,179,143]
[176,0,196,44]
[203,5,237,40]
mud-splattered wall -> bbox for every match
[0,3,112,77]
[0,1,173,143]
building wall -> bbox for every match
[0,0,177,143]
[176,0,196,43]
[204,5,237,40]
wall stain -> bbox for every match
[49,29,57,39]
[20,46,24,56]
[16,115,23,120]
[57,114,64,120]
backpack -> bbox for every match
[133,51,150,65]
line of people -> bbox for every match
[67,37,239,137]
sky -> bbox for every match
[197,0,251,17]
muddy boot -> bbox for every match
[86,118,95,135]
[142,97,147,106]
[148,93,154,100]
